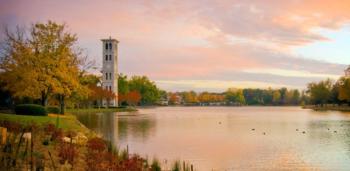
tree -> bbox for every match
[87,85,103,108]
[225,88,245,105]
[262,88,273,105]
[182,91,198,104]
[88,85,115,108]
[80,74,100,86]
[243,89,263,105]
[126,91,141,106]
[284,89,300,105]
[198,92,211,103]
[168,93,180,105]
[272,90,281,105]
[338,77,350,104]
[118,74,129,95]
[117,74,129,106]
[0,21,85,114]
[31,21,84,114]
[291,89,301,105]
[279,87,288,105]
[0,80,12,108]
[0,26,43,102]
[128,76,160,105]
[307,79,333,106]
[118,93,127,106]
[300,90,310,106]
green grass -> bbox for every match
[66,107,137,113]
[0,113,87,132]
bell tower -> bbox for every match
[101,37,118,107]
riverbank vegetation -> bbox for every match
[0,116,193,170]
[304,77,350,110]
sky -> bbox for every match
[0,0,350,92]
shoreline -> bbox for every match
[66,107,137,113]
[302,105,350,112]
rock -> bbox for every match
[63,133,87,145]
[23,132,31,140]
[63,137,71,143]
[74,133,88,145]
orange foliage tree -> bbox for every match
[88,85,116,108]
[126,91,141,106]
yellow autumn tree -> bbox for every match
[0,21,86,113]
[0,27,43,99]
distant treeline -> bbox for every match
[166,88,304,106]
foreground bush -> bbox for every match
[15,104,47,116]
[46,106,60,114]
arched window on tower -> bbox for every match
[105,55,108,61]
[109,55,112,61]
[105,73,108,80]
[105,43,108,50]
[109,73,112,80]
[109,43,112,50]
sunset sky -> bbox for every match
[1,0,350,92]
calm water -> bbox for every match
[74,107,350,170]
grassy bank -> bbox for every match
[303,105,350,112]
[0,113,89,133]
[66,107,137,113]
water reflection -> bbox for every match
[118,115,156,141]
[74,111,156,145]
[74,107,350,170]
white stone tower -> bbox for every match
[101,37,118,107]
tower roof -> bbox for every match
[101,36,119,43]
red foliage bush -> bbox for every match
[116,155,146,171]
[85,137,107,170]
[86,137,106,152]
[44,123,56,135]
[51,128,63,141]
[58,142,78,165]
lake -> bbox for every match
[74,107,350,170]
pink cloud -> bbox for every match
[0,0,349,91]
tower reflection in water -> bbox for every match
[74,111,156,148]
